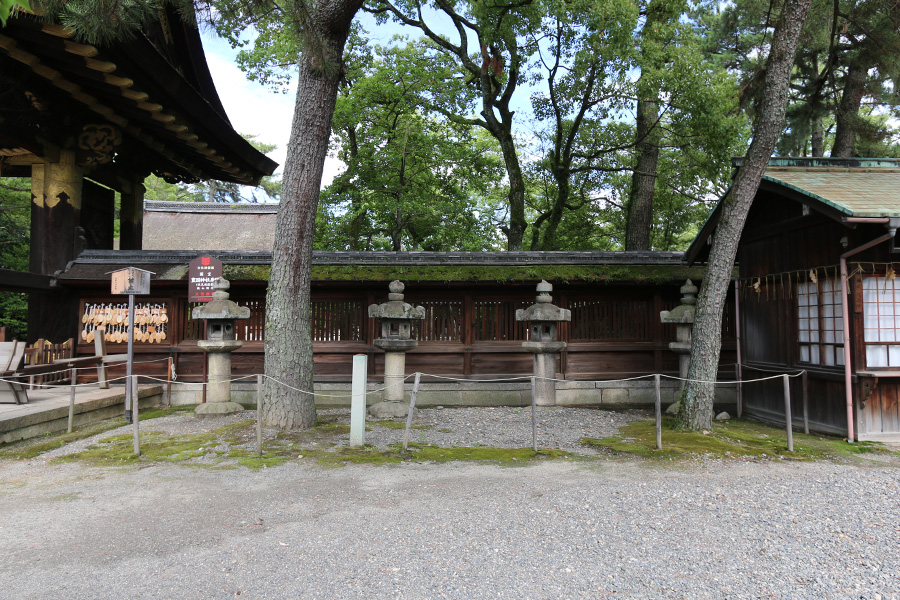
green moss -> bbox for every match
[54,430,220,465]
[582,418,896,461]
[307,264,709,285]
[0,406,194,460]
[220,263,711,284]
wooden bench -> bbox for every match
[0,341,29,404]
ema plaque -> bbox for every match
[189,256,222,302]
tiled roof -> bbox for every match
[763,166,900,217]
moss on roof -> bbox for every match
[223,263,708,284]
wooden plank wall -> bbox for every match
[73,281,737,384]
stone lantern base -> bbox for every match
[196,339,244,417]
[368,343,416,419]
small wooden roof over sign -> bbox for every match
[685,158,900,264]
[108,267,153,295]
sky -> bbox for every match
[200,32,344,192]
[198,13,407,195]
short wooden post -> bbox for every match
[67,367,77,433]
[802,370,809,435]
[256,374,263,457]
[402,372,421,452]
[654,374,662,450]
[350,354,367,448]
[94,328,108,389]
[783,374,793,453]
[166,356,173,408]
[132,375,140,456]
[531,376,538,452]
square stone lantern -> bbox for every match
[191,277,250,416]
[368,280,425,418]
[516,280,571,406]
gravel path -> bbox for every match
[1,408,899,600]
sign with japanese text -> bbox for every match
[110,267,151,295]
[189,256,222,302]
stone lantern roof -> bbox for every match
[368,280,426,321]
[515,280,571,323]
[191,278,250,321]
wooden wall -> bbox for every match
[735,187,900,437]
[72,280,737,385]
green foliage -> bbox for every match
[0,0,29,26]
[31,0,195,45]
[317,31,506,250]
[144,135,281,203]
[0,178,30,339]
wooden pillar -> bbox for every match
[29,163,45,274]
[27,153,82,343]
[119,181,144,250]
[42,150,83,275]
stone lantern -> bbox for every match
[516,280,571,406]
[368,280,425,418]
[192,277,250,416]
[660,279,697,387]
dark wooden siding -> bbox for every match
[72,280,737,385]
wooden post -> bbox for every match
[67,367,76,433]
[734,279,743,419]
[654,373,662,450]
[94,326,108,389]
[132,375,140,456]
[531,376,538,452]
[801,370,809,435]
[402,372,421,452]
[256,374,263,458]
[783,374,793,453]
[166,356,173,408]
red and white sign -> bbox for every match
[188,256,222,302]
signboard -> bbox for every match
[189,256,222,302]
[109,267,152,295]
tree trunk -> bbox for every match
[811,114,824,157]
[486,119,526,250]
[831,60,867,157]
[678,0,812,431]
[625,96,660,250]
[264,0,362,430]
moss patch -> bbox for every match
[582,417,896,461]
[0,406,194,460]
[224,264,709,284]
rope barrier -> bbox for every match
[2,367,809,401]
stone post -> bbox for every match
[516,281,571,406]
[660,279,698,387]
[192,278,250,416]
[368,281,425,419]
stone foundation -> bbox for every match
[163,380,737,411]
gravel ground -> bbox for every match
[1,407,899,600]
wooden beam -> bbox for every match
[0,268,56,292]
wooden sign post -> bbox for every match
[109,267,152,425]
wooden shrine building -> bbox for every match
[0,9,277,341]
[687,157,900,441]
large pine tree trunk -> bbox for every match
[264,0,361,430]
[625,96,660,250]
[831,60,867,157]
[678,0,812,430]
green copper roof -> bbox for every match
[763,163,900,217]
